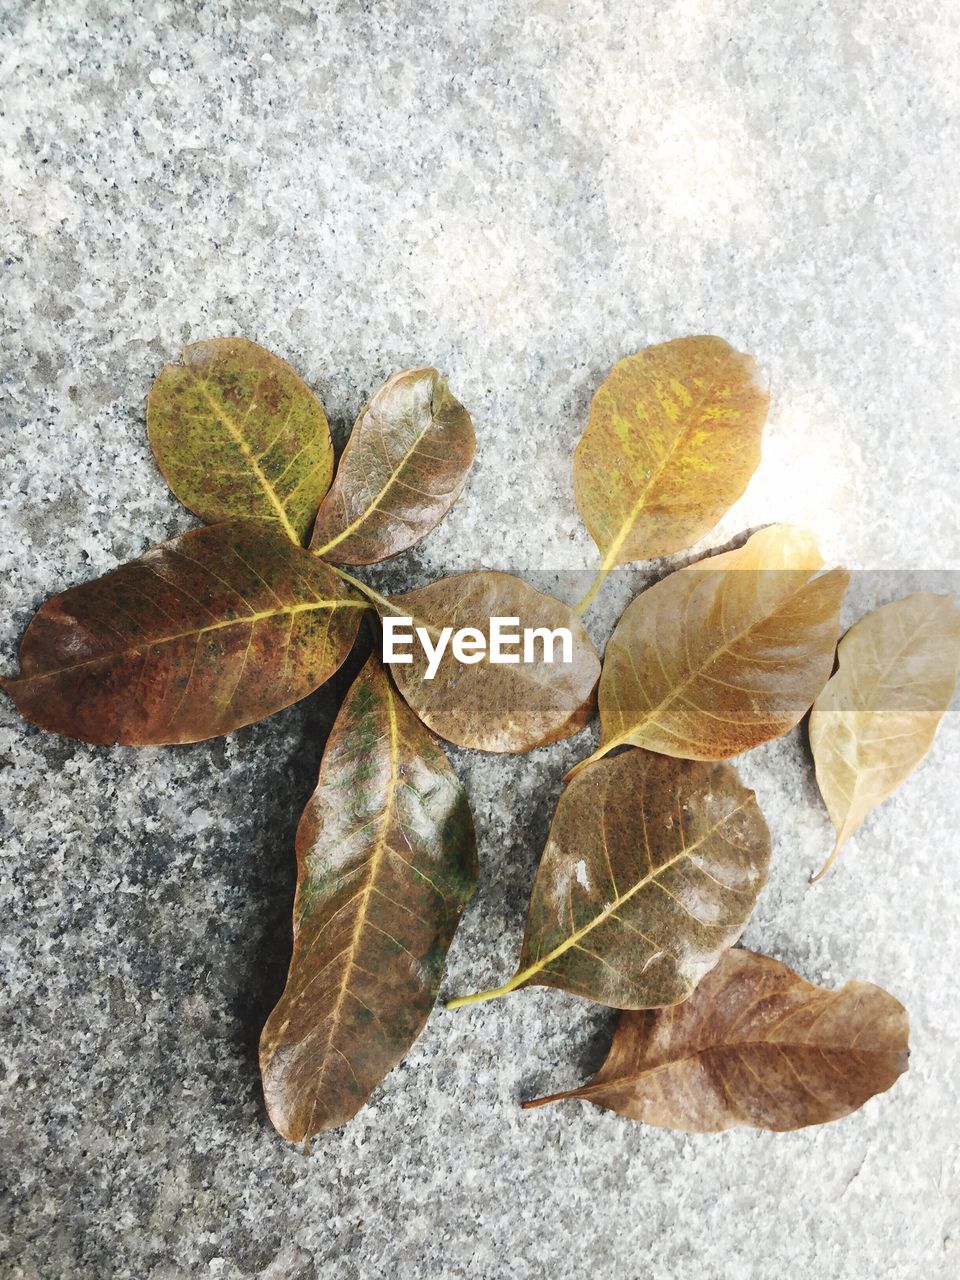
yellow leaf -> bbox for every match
[147,338,334,544]
[573,336,769,573]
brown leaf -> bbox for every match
[260,654,478,1140]
[310,368,475,564]
[573,336,769,569]
[147,337,334,543]
[810,592,960,879]
[523,947,909,1132]
[380,571,600,753]
[447,750,770,1010]
[1,519,365,745]
[570,525,848,777]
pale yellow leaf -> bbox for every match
[809,592,960,878]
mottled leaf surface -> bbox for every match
[574,336,768,567]
[524,948,909,1131]
[311,368,475,564]
[810,592,960,879]
[1,520,364,744]
[148,337,334,542]
[260,655,478,1140]
[449,751,770,1009]
[572,525,848,775]
[382,572,600,753]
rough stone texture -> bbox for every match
[2,2,959,1277]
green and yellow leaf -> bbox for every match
[148,337,334,543]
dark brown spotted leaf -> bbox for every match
[148,337,334,543]
[260,654,478,1140]
[310,367,475,564]
[380,571,600,753]
[523,948,909,1131]
[0,519,365,744]
[569,525,848,778]
[447,750,770,1010]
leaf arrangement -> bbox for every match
[4,334,957,1145]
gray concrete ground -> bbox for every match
[2,2,959,1277]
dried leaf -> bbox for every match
[260,654,477,1140]
[570,525,848,777]
[147,337,334,543]
[380,572,600,753]
[810,592,960,880]
[523,947,909,1131]
[448,750,770,1009]
[310,368,476,564]
[573,336,769,568]
[1,520,365,745]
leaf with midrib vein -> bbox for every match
[809,591,960,879]
[569,524,848,777]
[148,337,335,543]
[522,947,909,1132]
[512,801,752,986]
[304,683,401,1114]
[0,519,365,744]
[447,750,770,1010]
[310,367,476,564]
[573,336,769,571]
[260,654,478,1141]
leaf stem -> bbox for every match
[572,566,610,616]
[520,1089,579,1110]
[809,839,843,884]
[445,976,523,1009]
[330,567,398,615]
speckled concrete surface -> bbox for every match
[2,2,959,1277]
